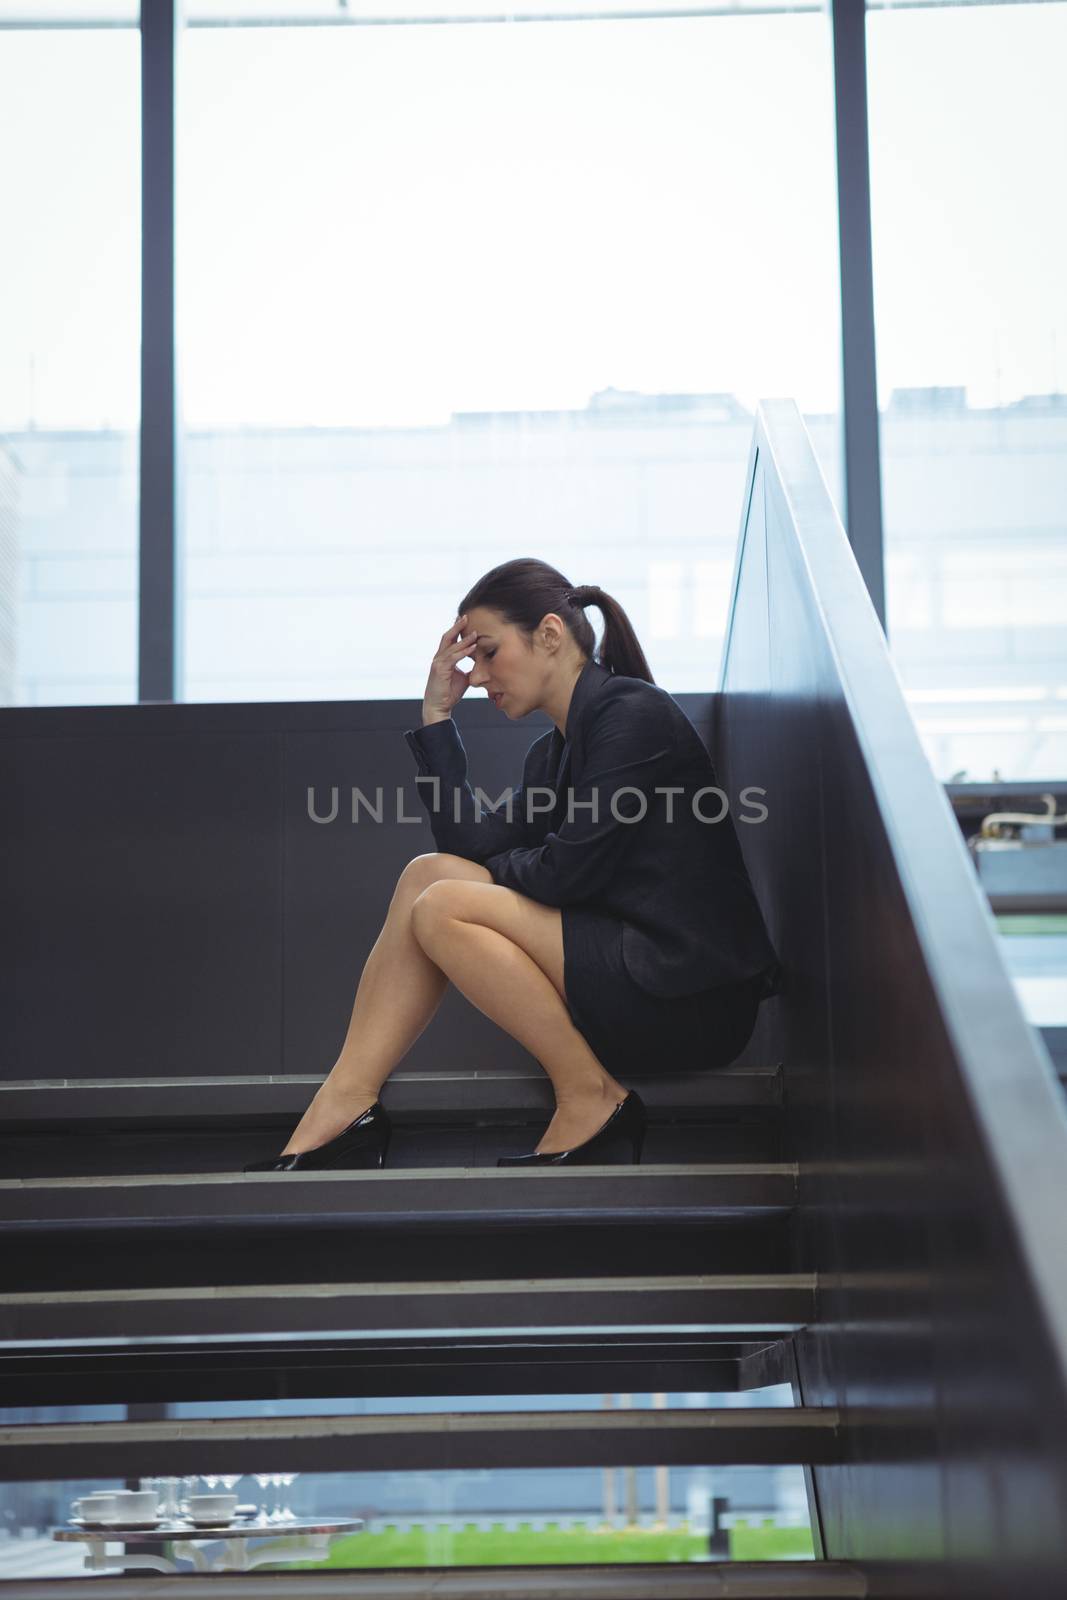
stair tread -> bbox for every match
[0,1332,800,1407]
[3,1404,843,1436]
[0,1561,868,1598]
[0,1163,797,1225]
[0,1063,783,1121]
[0,1272,817,1344]
[1,1405,847,1478]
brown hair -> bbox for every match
[458,557,655,684]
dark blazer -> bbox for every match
[404,656,781,999]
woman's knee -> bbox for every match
[394,852,490,910]
[409,878,477,946]
[396,852,442,899]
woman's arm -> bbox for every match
[403,716,550,864]
[482,688,675,907]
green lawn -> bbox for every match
[270,1519,814,1569]
[996,914,1067,935]
[729,1521,815,1560]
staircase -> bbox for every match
[0,1063,875,1598]
[6,402,1067,1597]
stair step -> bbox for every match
[3,1121,782,1179]
[0,1560,869,1599]
[1,1068,785,1177]
[0,1405,845,1480]
[0,1273,816,1346]
[0,1332,786,1407]
[3,1218,792,1297]
[1,1165,795,1296]
[0,1164,796,1228]
[0,1064,782,1125]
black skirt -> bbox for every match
[562,905,768,1078]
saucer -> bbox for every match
[71,1516,163,1531]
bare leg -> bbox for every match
[410,882,628,1155]
[279,853,492,1156]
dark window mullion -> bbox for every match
[831,0,886,632]
[139,0,183,702]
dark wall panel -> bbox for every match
[1,694,716,1087]
[2,731,283,1079]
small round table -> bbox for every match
[52,1517,363,1574]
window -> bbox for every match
[178,6,841,701]
[0,23,140,706]
[867,0,1067,781]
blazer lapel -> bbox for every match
[551,658,613,818]
[552,739,573,818]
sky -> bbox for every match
[0,1,1064,431]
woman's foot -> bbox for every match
[280,1076,380,1157]
[534,1081,629,1155]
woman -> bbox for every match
[244,557,780,1174]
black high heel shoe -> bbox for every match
[496,1090,646,1166]
[242,1101,392,1172]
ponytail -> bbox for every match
[560,582,654,683]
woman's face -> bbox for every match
[463,608,525,715]
[463,606,561,717]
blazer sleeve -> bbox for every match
[403,716,542,864]
[483,689,675,907]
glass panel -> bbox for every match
[179,8,841,701]
[867,0,1067,782]
[997,913,1067,1031]
[3,1455,814,1576]
[163,1384,797,1417]
[0,27,140,706]
[183,0,826,18]
[0,3,138,27]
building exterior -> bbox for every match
[5,384,1066,780]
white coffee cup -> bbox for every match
[72,1494,118,1522]
[186,1493,237,1522]
[107,1490,159,1521]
